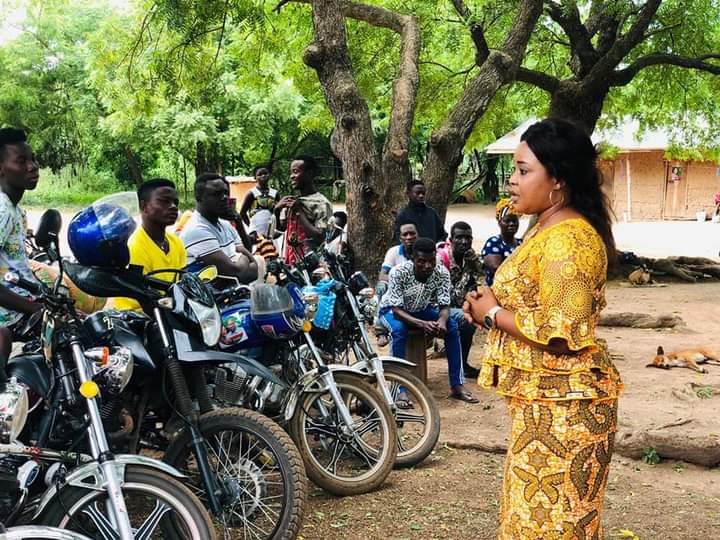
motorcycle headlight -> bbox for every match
[0,380,29,443]
[188,298,222,346]
[86,346,135,394]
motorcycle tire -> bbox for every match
[37,465,217,540]
[164,407,307,540]
[289,371,397,496]
[381,364,441,468]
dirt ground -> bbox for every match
[300,281,720,540]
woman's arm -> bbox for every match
[464,289,574,355]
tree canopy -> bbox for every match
[0,0,718,270]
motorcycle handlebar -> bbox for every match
[4,272,43,296]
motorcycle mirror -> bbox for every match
[35,209,62,250]
[198,266,218,283]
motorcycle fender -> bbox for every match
[351,356,416,375]
[376,355,417,368]
[3,527,93,540]
[284,364,366,422]
[33,454,186,519]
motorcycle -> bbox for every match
[30,201,307,540]
[0,520,93,540]
[4,211,217,539]
[210,268,398,496]
[303,251,441,468]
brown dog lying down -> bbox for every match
[647,346,720,374]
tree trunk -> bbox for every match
[300,0,420,277]
[547,81,608,135]
[123,144,143,187]
[421,0,543,222]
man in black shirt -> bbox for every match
[393,180,447,244]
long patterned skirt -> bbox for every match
[498,397,618,540]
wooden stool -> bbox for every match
[406,327,428,384]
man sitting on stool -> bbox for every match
[379,237,479,403]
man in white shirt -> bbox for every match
[374,222,417,346]
[180,173,258,283]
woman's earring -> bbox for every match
[548,190,564,207]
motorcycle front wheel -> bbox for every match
[289,371,397,496]
[382,364,441,468]
[163,407,307,540]
[38,465,217,540]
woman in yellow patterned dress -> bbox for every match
[464,118,622,540]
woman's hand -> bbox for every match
[463,287,499,327]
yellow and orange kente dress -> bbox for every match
[479,218,623,540]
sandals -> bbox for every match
[449,390,479,404]
[395,391,414,409]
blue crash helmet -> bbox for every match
[250,284,305,339]
[68,203,136,268]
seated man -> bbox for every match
[374,222,417,347]
[180,173,258,283]
[109,178,186,311]
[437,221,483,378]
[379,237,478,403]
[0,128,42,379]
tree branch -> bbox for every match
[584,0,663,91]
[611,53,720,87]
[641,22,681,41]
[546,0,597,75]
[276,0,420,166]
[516,67,560,92]
[451,0,490,64]
[421,0,543,213]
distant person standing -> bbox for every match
[393,180,447,244]
[239,164,277,242]
[274,155,333,265]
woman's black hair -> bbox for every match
[521,118,616,264]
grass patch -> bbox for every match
[642,447,661,465]
[23,167,126,210]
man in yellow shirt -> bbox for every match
[110,178,186,311]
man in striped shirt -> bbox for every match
[180,173,258,283]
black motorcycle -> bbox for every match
[10,209,307,540]
[5,211,217,539]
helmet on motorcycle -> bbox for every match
[68,203,136,268]
[251,284,304,339]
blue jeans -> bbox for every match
[380,306,465,388]
[449,307,476,365]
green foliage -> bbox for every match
[1,0,719,208]
[23,167,125,208]
[599,144,620,161]
[642,448,661,465]
[695,386,714,399]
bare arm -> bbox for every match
[238,192,255,227]
[199,250,258,283]
[483,254,503,273]
[0,286,41,315]
[294,206,324,242]
[391,306,439,335]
